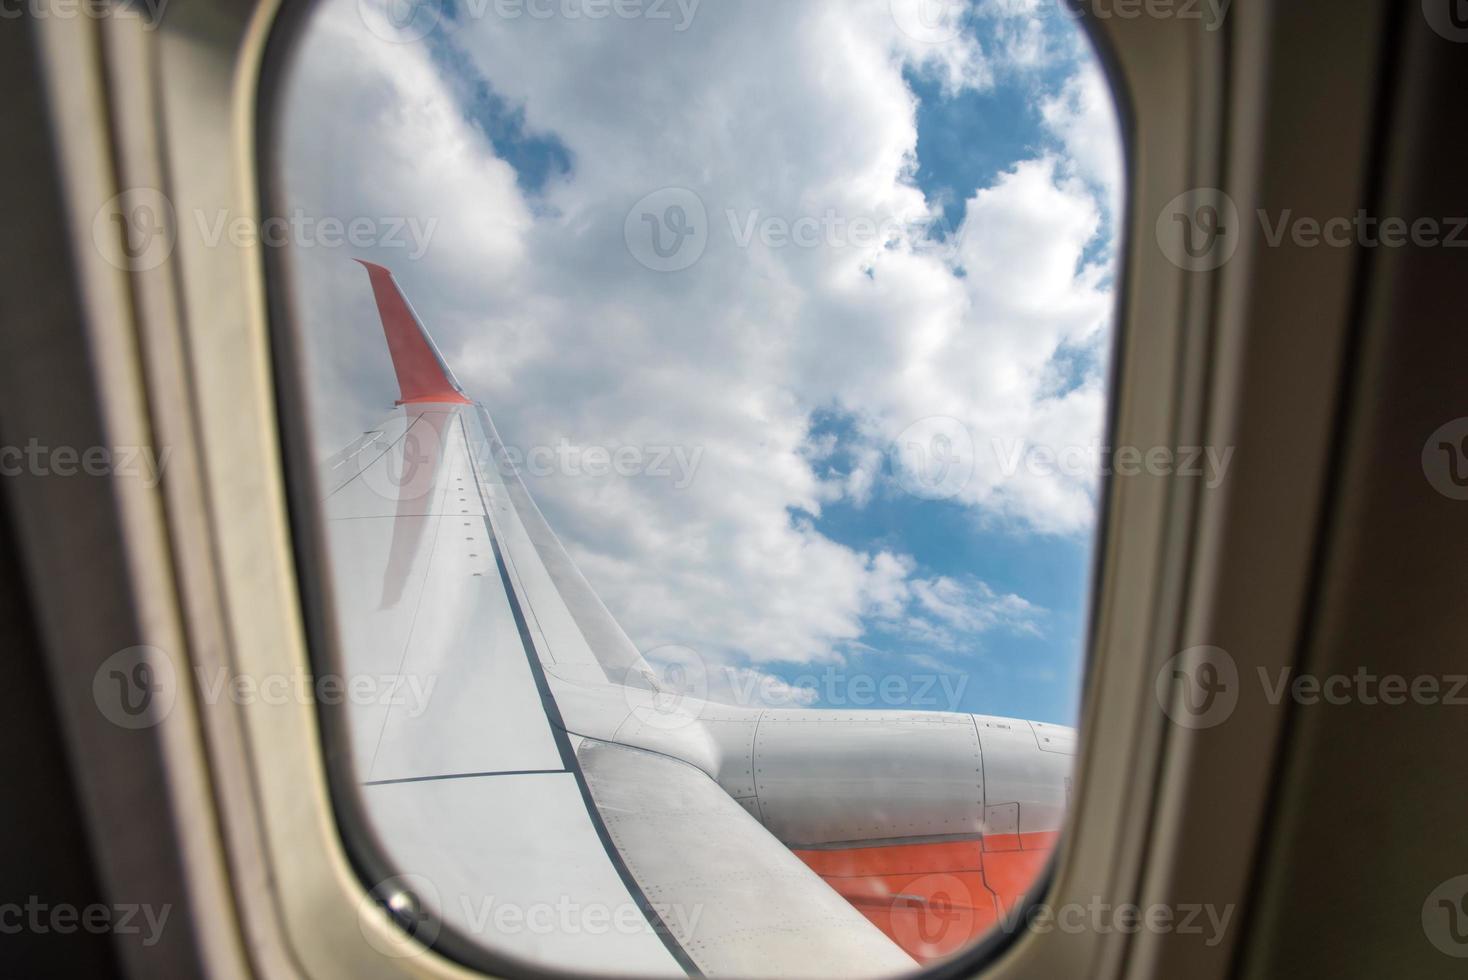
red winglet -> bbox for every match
[355,259,470,405]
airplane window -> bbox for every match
[267,0,1122,973]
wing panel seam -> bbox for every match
[486,531,702,976]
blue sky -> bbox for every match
[425,25,573,197]
[286,0,1120,730]
[777,44,1107,725]
[798,411,1094,723]
[872,45,1104,724]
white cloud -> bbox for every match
[1042,59,1125,221]
[637,643,822,708]
[278,0,1120,675]
[908,576,1041,638]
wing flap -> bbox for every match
[578,739,918,978]
[362,772,687,976]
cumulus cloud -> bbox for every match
[909,576,1041,639]
[1042,59,1126,221]
[644,644,825,710]
[277,0,1120,677]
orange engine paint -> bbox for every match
[793,833,1059,964]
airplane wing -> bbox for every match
[322,261,1072,976]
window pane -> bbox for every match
[269,0,1122,973]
